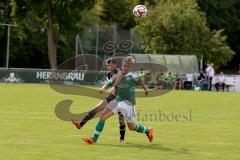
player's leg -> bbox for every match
[127,122,153,143]
[91,107,114,142]
[72,93,115,129]
[80,100,107,125]
[82,107,115,144]
[71,100,107,129]
[82,100,118,144]
[118,113,126,143]
[119,101,153,143]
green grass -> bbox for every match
[0,84,240,160]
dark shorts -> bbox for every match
[105,93,116,103]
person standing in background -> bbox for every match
[206,63,215,91]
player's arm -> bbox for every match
[110,70,124,95]
[133,73,149,96]
[139,80,149,96]
[99,78,114,93]
[113,70,124,87]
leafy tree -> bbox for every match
[134,0,234,68]
[99,0,159,29]
[0,0,16,67]
[100,0,137,29]
[14,0,96,69]
[139,0,158,6]
[197,0,240,68]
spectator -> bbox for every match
[205,64,210,76]
[197,70,206,89]
[165,72,175,89]
[174,72,182,89]
[155,69,166,89]
[215,72,226,92]
[183,72,194,89]
[138,68,145,78]
[206,63,215,91]
[135,68,146,88]
[147,80,155,89]
[144,72,151,86]
[197,70,205,81]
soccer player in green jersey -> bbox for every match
[71,58,127,143]
[82,56,153,144]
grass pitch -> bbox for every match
[0,84,240,160]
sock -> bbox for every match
[80,109,96,127]
[119,124,126,140]
[135,124,149,135]
[92,120,105,142]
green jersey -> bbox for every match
[156,72,165,81]
[166,74,175,82]
[106,72,142,106]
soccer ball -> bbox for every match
[133,5,147,18]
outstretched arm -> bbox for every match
[110,70,125,95]
[99,77,114,93]
[140,81,149,96]
[113,70,124,87]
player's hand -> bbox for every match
[145,89,149,96]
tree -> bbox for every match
[100,0,137,29]
[99,0,158,29]
[0,0,17,67]
[197,0,240,68]
[134,0,234,68]
[15,0,96,69]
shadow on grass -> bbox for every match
[98,142,191,155]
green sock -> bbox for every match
[135,124,149,135]
[92,120,105,142]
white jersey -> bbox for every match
[206,66,215,77]
[218,75,226,83]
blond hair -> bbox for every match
[123,56,135,65]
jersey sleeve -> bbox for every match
[132,72,143,85]
[105,79,113,88]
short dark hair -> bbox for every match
[106,58,117,64]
